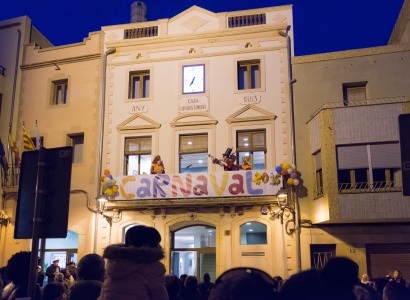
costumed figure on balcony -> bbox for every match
[241,156,252,170]
[209,148,240,171]
[150,155,165,174]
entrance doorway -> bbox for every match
[170,225,216,282]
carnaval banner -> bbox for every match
[114,170,280,200]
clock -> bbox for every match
[182,64,205,94]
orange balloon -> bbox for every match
[281,168,288,175]
[100,176,105,182]
[104,169,110,176]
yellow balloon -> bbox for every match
[283,162,291,170]
[106,188,113,195]
[287,178,294,185]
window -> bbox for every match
[129,70,150,99]
[68,133,84,163]
[310,244,335,269]
[240,222,267,245]
[124,137,152,175]
[337,143,401,191]
[237,60,260,90]
[179,134,208,173]
[52,80,68,105]
[31,136,44,149]
[236,130,266,169]
[342,82,367,106]
[314,151,323,197]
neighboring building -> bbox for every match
[292,0,410,278]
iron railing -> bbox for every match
[338,181,402,193]
[1,164,20,188]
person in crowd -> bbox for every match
[208,267,279,300]
[98,225,168,300]
[165,274,183,300]
[66,262,78,281]
[180,275,201,300]
[383,281,410,300]
[390,270,406,286]
[1,251,42,300]
[63,268,75,287]
[279,269,325,300]
[54,272,69,292]
[151,155,165,174]
[37,265,45,287]
[320,256,359,300]
[45,259,60,284]
[272,276,283,292]
[197,273,214,300]
[179,274,188,295]
[68,253,105,300]
[42,282,66,300]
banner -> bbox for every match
[114,170,280,200]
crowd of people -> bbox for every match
[0,225,409,300]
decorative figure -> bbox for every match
[209,148,240,171]
[241,156,252,170]
[151,155,165,174]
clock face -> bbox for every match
[183,64,205,94]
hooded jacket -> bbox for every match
[97,244,168,300]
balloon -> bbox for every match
[275,166,282,173]
[280,163,283,167]
[291,173,298,179]
[101,182,107,189]
[106,188,113,195]
[287,178,294,185]
[293,179,299,186]
[291,164,296,169]
[104,177,111,183]
[108,174,113,180]
[104,169,110,176]
[287,168,293,174]
[112,185,118,193]
[283,162,291,170]
[111,180,117,185]
[281,168,288,175]
[107,183,113,188]
[100,176,105,182]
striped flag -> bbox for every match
[9,133,20,166]
[0,138,8,172]
[36,120,40,149]
[23,126,36,151]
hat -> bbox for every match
[222,148,232,157]
[53,258,59,262]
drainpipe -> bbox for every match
[94,48,116,252]
[278,29,301,273]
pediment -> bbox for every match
[226,104,276,123]
[116,113,161,131]
[168,6,219,35]
[170,112,218,127]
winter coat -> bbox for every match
[98,244,168,300]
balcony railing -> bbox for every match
[338,181,402,193]
[1,164,20,188]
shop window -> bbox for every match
[52,79,68,105]
[237,59,260,90]
[236,130,266,169]
[240,222,267,245]
[179,134,208,173]
[124,137,152,175]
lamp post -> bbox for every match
[278,29,301,273]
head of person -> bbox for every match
[279,269,326,300]
[54,272,64,283]
[209,267,278,300]
[383,281,410,300]
[393,270,402,280]
[125,225,161,248]
[203,273,211,283]
[321,256,359,288]
[361,274,370,283]
[165,274,182,297]
[53,259,59,266]
[66,261,76,268]
[4,251,31,286]
[77,253,105,281]
[185,276,198,289]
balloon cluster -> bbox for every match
[275,162,300,186]
[100,169,119,198]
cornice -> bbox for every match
[293,44,410,65]
[21,53,101,70]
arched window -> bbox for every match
[240,222,267,245]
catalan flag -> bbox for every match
[0,138,8,172]
[9,133,20,167]
[23,126,36,151]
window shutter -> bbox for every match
[237,130,266,152]
[179,134,208,154]
[125,137,152,155]
[337,145,369,169]
[314,151,322,171]
[370,143,401,168]
[347,87,366,101]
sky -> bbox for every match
[0,0,405,56]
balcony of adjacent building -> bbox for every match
[308,96,410,223]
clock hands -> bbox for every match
[189,77,196,86]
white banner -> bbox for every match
[113,170,280,200]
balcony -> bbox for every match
[338,181,402,193]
